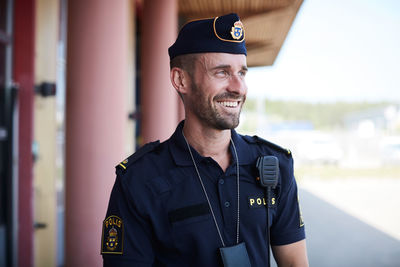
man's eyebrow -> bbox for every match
[210,64,248,71]
[210,64,230,70]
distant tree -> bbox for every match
[243,99,392,130]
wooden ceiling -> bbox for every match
[178,0,303,67]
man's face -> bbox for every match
[185,53,248,130]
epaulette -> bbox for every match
[243,135,292,157]
[116,140,160,174]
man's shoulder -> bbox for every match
[241,134,295,193]
[113,139,178,197]
[114,140,174,180]
[241,134,292,158]
[116,140,161,173]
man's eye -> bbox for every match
[238,71,247,77]
[216,70,228,77]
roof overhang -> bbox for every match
[178,0,303,67]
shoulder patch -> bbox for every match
[243,135,291,156]
[116,140,160,174]
[101,215,123,255]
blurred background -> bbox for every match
[0,0,399,266]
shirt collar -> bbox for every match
[168,121,195,166]
[169,121,255,166]
[230,127,255,165]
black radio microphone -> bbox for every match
[256,156,279,267]
[256,156,279,188]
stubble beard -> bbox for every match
[190,82,245,130]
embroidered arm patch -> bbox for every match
[101,215,124,254]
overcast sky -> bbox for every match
[246,0,400,103]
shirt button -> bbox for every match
[219,179,225,185]
[224,201,230,208]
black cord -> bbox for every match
[266,187,272,267]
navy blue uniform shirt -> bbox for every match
[101,121,305,266]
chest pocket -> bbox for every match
[168,202,215,253]
[168,202,210,225]
[162,168,213,228]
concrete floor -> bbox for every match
[298,178,400,267]
[58,178,400,266]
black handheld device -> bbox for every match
[256,156,279,267]
[256,156,279,188]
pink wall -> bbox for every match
[65,0,131,266]
[141,0,179,144]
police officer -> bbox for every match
[101,13,308,267]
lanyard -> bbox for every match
[182,132,240,246]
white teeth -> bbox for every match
[219,101,238,107]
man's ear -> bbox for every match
[170,67,190,95]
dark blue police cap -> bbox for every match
[168,13,247,60]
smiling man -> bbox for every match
[101,13,308,267]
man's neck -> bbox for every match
[182,119,232,172]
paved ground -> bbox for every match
[58,178,400,266]
[294,178,400,267]
[301,177,400,240]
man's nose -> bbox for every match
[227,74,247,96]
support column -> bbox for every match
[33,0,59,265]
[66,1,132,266]
[13,0,36,266]
[141,0,179,144]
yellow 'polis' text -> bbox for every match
[249,197,275,207]
[105,216,122,228]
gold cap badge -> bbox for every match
[231,21,244,40]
